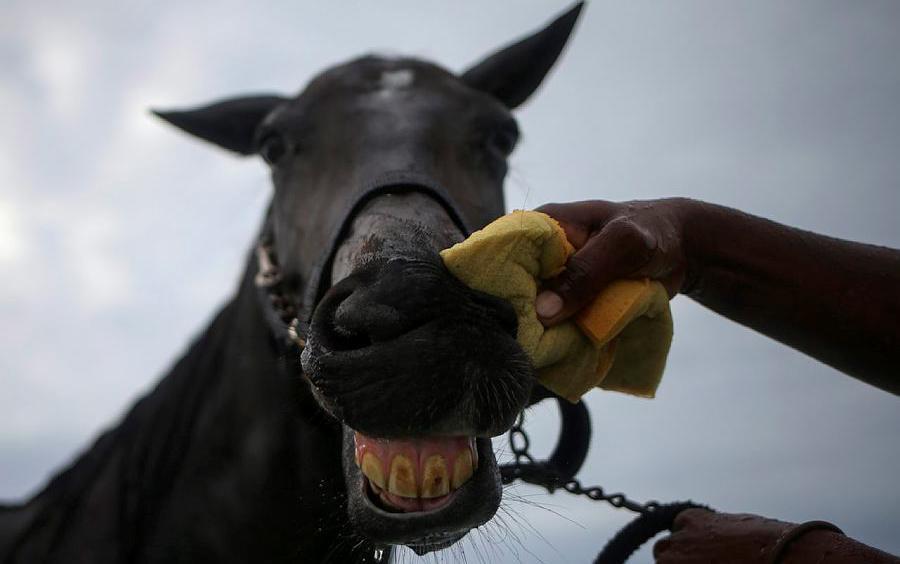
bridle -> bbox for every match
[254,239,306,350]
[251,171,707,563]
[253,171,471,355]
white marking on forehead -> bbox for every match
[379,69,415,90]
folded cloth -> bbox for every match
[440,210,673,402]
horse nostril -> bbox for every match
[333,299,405,345]
[311,268,412,352]
[329,318,373,351]
[309,277,373,352]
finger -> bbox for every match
[672,507,715,532]
[535,200,619,248]
[652,535,674,561]
[537,217,657,325]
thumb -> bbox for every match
[536,218,656,325]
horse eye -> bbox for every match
[486,127,518,157]
[259,135,287,165]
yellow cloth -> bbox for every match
[440,210,673,402]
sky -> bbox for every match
[1,1,898,562]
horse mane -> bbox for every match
[0,299,239,561]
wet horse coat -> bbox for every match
[0,4,584,562]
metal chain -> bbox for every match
[499,412,660,515]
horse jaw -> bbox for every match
[304,190,520,552]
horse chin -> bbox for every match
[340,426,501,554]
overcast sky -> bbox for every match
[1,1,898,562]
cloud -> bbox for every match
[1,0,899,560]
[62,207,134,308]
[28,24,92,118]
[0,198,26,264]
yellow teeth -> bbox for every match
[420,455,450,498]
[452,450,474,490]
[388,455,417,498]
[361,453,385,490]
[357,443,478,499]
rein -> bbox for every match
[251,181,707,563]
[500,409,708,563]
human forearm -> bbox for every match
[655,510,900,563]
[783,529,900,563]
[682,200,900,393]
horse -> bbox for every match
[0,4,584,562]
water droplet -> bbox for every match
[373,548,384,562]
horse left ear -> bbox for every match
[152,95,288,155]
[461,2,585,109]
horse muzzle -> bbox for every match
[298,185,534,551]
[302,254,532,438]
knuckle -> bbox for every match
[607,217,652,249]
[674,508,712,531]
[558,256,595,300]
[535,202,570,222]
[673,511,695,530]
[535,202,562,213]
[565,255,592,282]
[606,217,656,267]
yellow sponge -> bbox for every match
[440,210,672,402]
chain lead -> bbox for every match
[499,412,659,515]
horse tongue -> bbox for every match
[353,432,477,508]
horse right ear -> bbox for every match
[152,95,288,156]
[461,2,584,109]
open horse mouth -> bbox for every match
[301,183,533,552]
[353,433,477,513]
[342,429,501,552]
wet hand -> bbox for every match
[535,199,692,325]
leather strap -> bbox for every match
[255,171,473,351]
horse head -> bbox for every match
[153,3,583,555]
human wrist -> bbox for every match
[667,197,708,296]
[770,520,845,564]
[783,529,899,564]
[780,530,845,563]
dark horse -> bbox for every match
[0,4,584,562]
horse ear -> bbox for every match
[461,2,584,109]
[152,95,288,155]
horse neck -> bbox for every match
[3,257,349,562]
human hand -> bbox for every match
[535,199,694,325]
[653,509,794,563]
[655,509,891,563]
